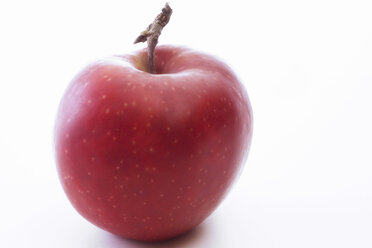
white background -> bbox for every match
[1,0,371,247]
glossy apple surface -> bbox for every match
[54,45,253,241]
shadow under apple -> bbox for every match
[101,221,210,248]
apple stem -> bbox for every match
[134,3,172,74]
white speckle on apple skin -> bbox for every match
[64,175,73,180]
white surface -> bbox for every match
[1,0,372,247]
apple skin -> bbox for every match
[54,45,253,241]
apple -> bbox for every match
[54,44,253,241]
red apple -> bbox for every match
[54,45,253,241]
